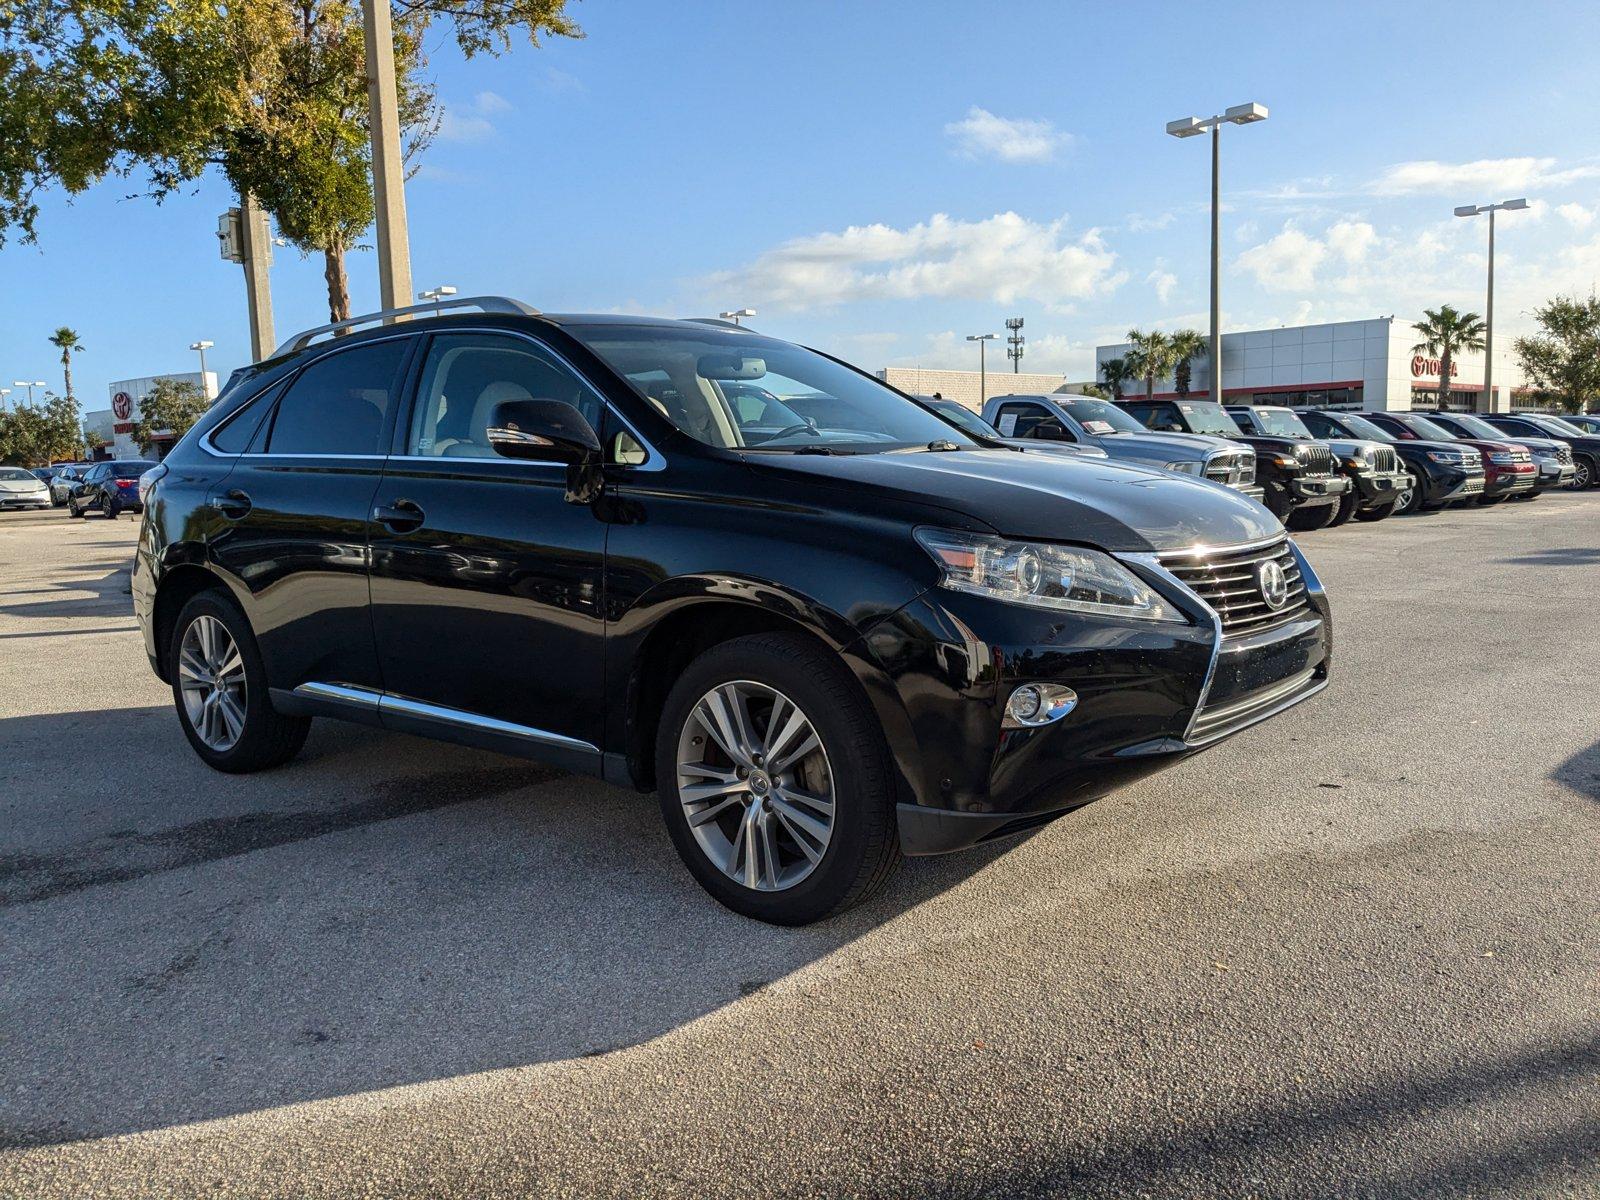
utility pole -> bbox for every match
[1005,317,1025,372]
[967,333,997,407]
[1455,198,1528,413]
[217,200,276,361]
[362,0,413,315]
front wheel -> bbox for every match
[1328,487,1360,527]
[1478,493,1508,506]
[1574,455,1597,490]
[169,592,311,773]
[1354,499,1397,523]
[656,632,900,925]
[1285,502,1337,531]
[68,497,85,518]
[1395,469,1426,515]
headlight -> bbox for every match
[914,528,1184,622]
[1164,460,1202,475]
[1427,450,1467,464]
[1342,456,1367,470]
[1533,447,1556,459]
[1271,454,1299,468]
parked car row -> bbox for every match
[0,460,161,518]
[976,393,1590,532]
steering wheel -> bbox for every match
[765,421,821,440]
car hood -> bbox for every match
[999,438,1109,459]
[0,478,46,492]
[1318,437,1391,460]
[748,448,1280,554]
[1097,430,1240,461]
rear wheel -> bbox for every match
[656,632,900,925]
[103,491,122,518]
[1574,455,1597,490]
[1354,499,1397,523]
[169,591,310,773]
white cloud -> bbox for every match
[1557,202,1595,229]
[439,91,513,142]
[1127,211,1176,233]
[1148,269,1177,304]
[1370,156,1600,196]
[1325,219,1377,265]
[1235,226,1328,292]
[702,212,1124,309]
[944,108,1071,164]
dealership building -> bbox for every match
[1097,317,1534,414]
[84,370,218,460]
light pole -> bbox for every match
[967,333,997,406]
[1166,101,1269,405]
[719,308,756,326]
[13,380,46,403]
[0,388,10,410]
[189,340,214,388]
[1005,317,1025,372]
[418,285,458,312]
[1454,198,1529,414]
[361,0,413,314]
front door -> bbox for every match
[366,330,610,759]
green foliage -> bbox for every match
[131,377,211,453]
[1099,356,1133,401]
[1124,329,1175,401]
[48,325,83,401]
[1515,294,1600,415]
[1411,305,1485,402]
[0,392,84,464]
[1168,329,1207,397]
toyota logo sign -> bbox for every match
[112,391,133,420]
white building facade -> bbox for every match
[1097,318,1532,413]
[84,370,219,460]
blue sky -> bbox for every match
[4,0,1600,411]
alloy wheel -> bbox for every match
[1396,472,1419,513]
[1575,460,1592,490]
[177,614,248,751]
[675,680,835,892]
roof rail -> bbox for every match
[683,316,758,332]
[271,295,541,358]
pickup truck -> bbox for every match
[982,393,1262,502]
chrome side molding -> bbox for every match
[290,682,599,753]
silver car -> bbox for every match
[0,466,54,511]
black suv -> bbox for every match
[1299,411,1484,515]
[134,298,1331,924]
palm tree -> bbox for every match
[1412,306,1485,407]
[1099,356,1134,401]
[48,327,83,403]
[1124,328,1175,402]
[1169,329,1207,397]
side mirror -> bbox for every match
[1032,422,1068,442]
[487,399,602,464]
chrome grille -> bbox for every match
[1204,450,1257,489]
[1297,444,1334,477]
[1188,668,1320,744]
[1509,448,1533,464]
[1558,445,1574,466]
[1159,536,1312,638]
[1373,445,1397,473]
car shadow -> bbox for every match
[0,566,132,621]
[1552,738,1600,801]
[0,703,1017,1147]
[1496,546,1600,567]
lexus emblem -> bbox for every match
[1257,559,1289,610]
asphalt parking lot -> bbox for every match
[1,498,1596,1199]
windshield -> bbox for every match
[1174,402,1242,436]
[1400,414,1456,441]
[568,325,978,453]
[1332,413,1393,442]
[110,462,156,478]
[1529,414,1584,436]
[1444,413,1506,439]
[0,467,37,481]
[925,399,998,438]
[1253,409,1315,438]
[1056,397,1147,435]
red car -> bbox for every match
[1359,412,1536,505]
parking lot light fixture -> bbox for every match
[1166,100,1270,404]
[418,285,458,311]
[1455,198,1529,414]
[13,380,46,403]
[189,340,214,383]
[967,333,998,406]
[719,308,756,326]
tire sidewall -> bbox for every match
[655,637,890,925]
[1397,469,1425,515]
[168,591,278,771]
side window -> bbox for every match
[210,384,281,454]
[994,403,1054,438]
[265,339,408,456]
[1300,412,1333,438]
[406,333,605,459]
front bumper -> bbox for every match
[1348,467,1411,506]
[870,539,1331,856]
[1484,467,1537,497]
[1534,461,1575,488]
[0,494,52,509]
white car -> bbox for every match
[0,467,53,511]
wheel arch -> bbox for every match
[150,563,232,683]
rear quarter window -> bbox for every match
[265,339,409,455]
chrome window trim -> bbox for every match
[204,326,666,473]
[291,682,599,753]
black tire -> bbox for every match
[103,492,122,518]
[68,496,85,518]
[1575,455,1597,490]
[1327,487,1360,527]
[655,632,900,925]
[1354,499,1397,523]
[1263,487,1292,522]
[1285,502,1336,531]
[168,591,311,773]
[1477,493,1508,506]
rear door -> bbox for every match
[207,335,413,695]
[365,329,610,757]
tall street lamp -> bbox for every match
[719,308,756,326]
[1454,198,1529,413]
[0,388,10,410]
[967,333,997,406]
[1166,101,1269,404]
[189,340,214,387]
[13,380,46,403]
[418,285,458,311]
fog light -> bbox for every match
[1003,683,1078,729]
